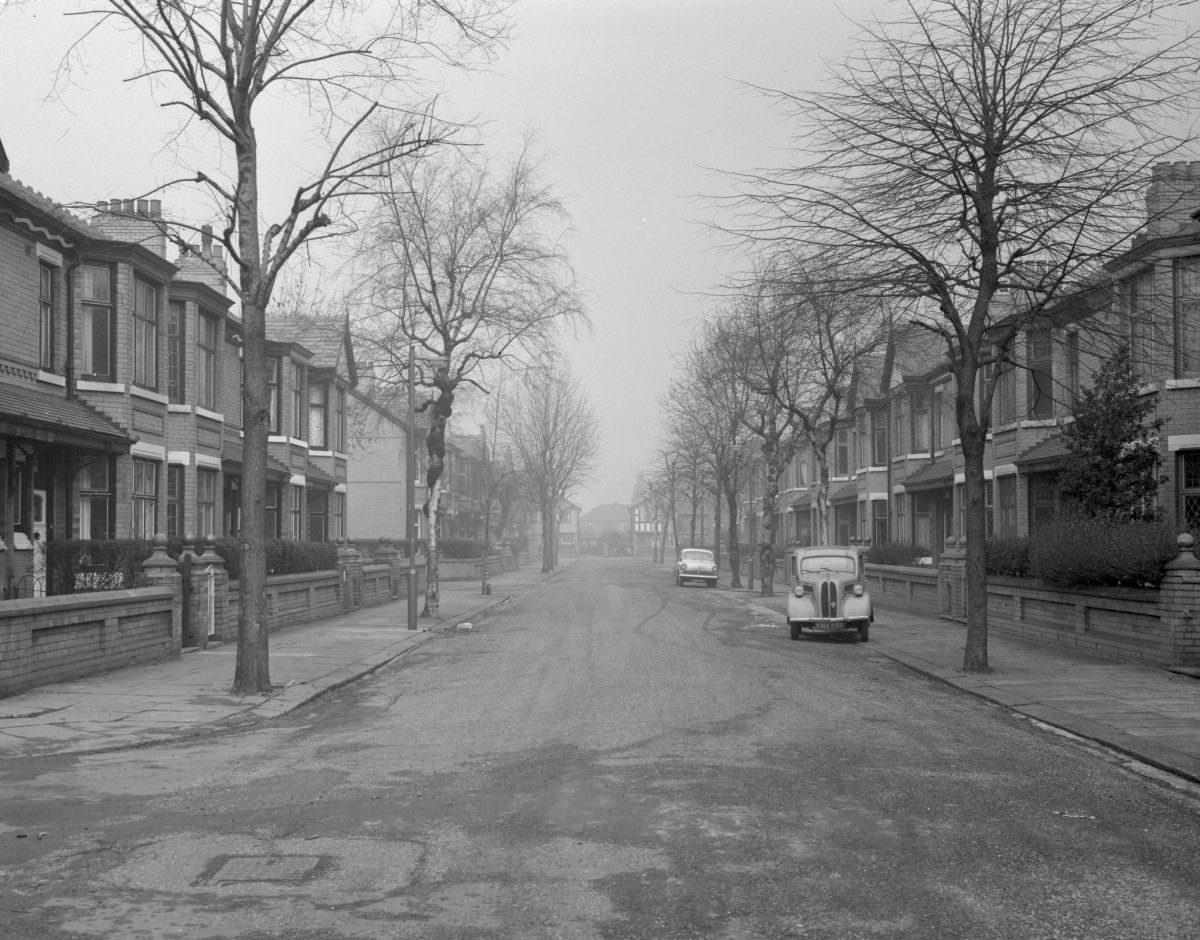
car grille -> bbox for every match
[818,580,837,618]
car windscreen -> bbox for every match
[798,555,857,575]
[680,550,713,562]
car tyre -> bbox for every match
[789,621,800,641]
[857,621,870,643]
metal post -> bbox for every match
[406,343,419,629]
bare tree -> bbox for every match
[755,254,890,546]
[67,0,510,693]
[729,0,1198,671]
[354,131,584,612]
[662,319,753,586]
[502,361,599,573]
[722,273,800,595]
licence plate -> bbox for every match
[809,620,842,632]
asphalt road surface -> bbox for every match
[2,556,1200,939]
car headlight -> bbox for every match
[852,583,864,596]
[793,585,804,597]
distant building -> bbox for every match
[578,502,631,554]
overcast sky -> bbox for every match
[1,0,880,510]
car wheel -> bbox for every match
[789,621,800,641]
[857,621,870,643]
[675,575,682,587]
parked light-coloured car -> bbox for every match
[785,546,873,642]
[676,548,718,587]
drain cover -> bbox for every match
[196,854,327,886]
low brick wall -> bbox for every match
[866,563,939,615]
[0,588,178,697]
[984,577,1165,665]
[438,553,516,582]
[221,562,425,641]
[865,561,1189,668]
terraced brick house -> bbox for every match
[1,161,378,598]
[757,161,1200,557]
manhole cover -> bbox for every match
[196,854,328,886]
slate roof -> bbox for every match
[269,316,357,386]
[903,459,955,492]
[1015,434,1069,469]
[830,481,860,504]
[0,172,106,247]
[0,380,131,448]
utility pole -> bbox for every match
[406,343,418,629]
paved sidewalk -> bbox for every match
[3,561,1199,788]
[746,590,1200,785]
[0,563,554,759]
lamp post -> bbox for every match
[406,343,418,629]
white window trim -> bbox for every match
[195,453,222,469]
[131,441,167,460]
[35,243,64,265]
[131,385,168,405]
[1168,434,1200,452]
[289,474,306,487]
[78,380,124,394]
[167,451,192,466]
[37,370,66,387]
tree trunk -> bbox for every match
[231,135,271,695]
[540,496,555,573]
[724,476,741,589]
[759,441,784,596]
[960,420,990,673]
[814,454,831,546]
[423,475,442,617]
[712,478,723,570]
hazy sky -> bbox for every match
[1,0,877,510]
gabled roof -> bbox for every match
[268,316,358,386]
[581,503,630,523]
[0,380,132,449]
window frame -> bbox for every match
[78,457,115,540]
[132,458,159,539]
[197,312,218,411]
[133,276,159,391]
[166,464,184,539]
[196,467,218,539]
[39,262,56,371]
[1026,330,1054,419]
[167,300,186,404]
[80,264,115,381]
[308,381,327,449]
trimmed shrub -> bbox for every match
[47,539,155,594]
[438,537,484,559]
[267,539,338,575]
[866,542,927,566]
[986,537,1031,578]
[1028,515,1177,587]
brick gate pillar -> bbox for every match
[1158,533,1200,668]
[141,534,182,649]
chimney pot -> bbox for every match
[150,199,161,218]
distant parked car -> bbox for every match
[785,546,873,642]
[676,548,718,587]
